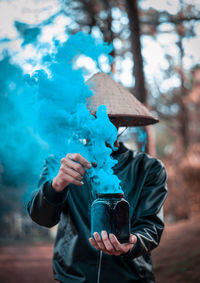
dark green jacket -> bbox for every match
[27,144,167,283]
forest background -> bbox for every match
[0,0,200,282]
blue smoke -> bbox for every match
[23,32,122,195]
[0,54,48,196]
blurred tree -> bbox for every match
[61,0,117,71]
[138,0,200,151]
[125,0,146,104]
[185,65,200,144]
[125,0,156,155]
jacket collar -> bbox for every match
[111,142,131,170]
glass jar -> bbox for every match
[91,193,130,243]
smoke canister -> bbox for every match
[91,193,130,243]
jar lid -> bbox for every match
[96,193,124,198]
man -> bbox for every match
[27,73,167,283]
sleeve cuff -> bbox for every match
[42,180,68,205]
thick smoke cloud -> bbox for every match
[0,32,122,196]
[26,32,122,194]
[0,55,48,188]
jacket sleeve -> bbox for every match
[27,156,68,228]
[125,157,167,259]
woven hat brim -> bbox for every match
[109,115,159,127]
[86,72,159,127]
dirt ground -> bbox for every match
[152,214,200,283]
[0,244,54,283]
[0,215,200,283]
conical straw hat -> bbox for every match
[86,72,159,127]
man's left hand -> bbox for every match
[89,231,137,256]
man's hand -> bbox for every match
[52,153,92,192]
[89,231,137,256]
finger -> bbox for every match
[93,232,107,251]
[89,237,100,250]
[59,173,84,186]
[109,234,133,254]
[89,238,111,255]
[120,241,135,254]
[101,231,115,253]
[129,234,137,245]
[119,235,136,250]
[118,235,137,254]
[67,153,92,169]
[109,233,123,252]
[61,158,86,176]
[120,234,137,250]
[121,244,134,254]
[60,166,83,181]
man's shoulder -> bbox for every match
[127,147,165,172]
[126,148,167,188]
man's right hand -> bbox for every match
[52,153,92,192]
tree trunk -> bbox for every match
[177,33,189,149]
[81,0,116,73]
[101,0,116,73]
[125,0,156,155]
[125,0,146,103]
